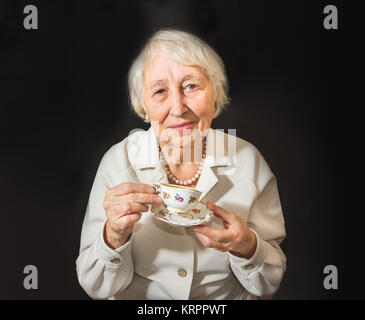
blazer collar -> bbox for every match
[132,126,160,170]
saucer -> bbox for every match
[151,201,213,227]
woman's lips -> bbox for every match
[169,121,195,132]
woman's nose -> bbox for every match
[169,89,188,116]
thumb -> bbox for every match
[207,201,235,223]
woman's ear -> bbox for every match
[144,112,150,123]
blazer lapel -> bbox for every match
[150,162,169,184]
[131,127,169,185]
[195,128,231,201]
[195,164,218,201]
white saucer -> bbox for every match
[151,201,213,227]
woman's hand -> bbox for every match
[193,201,257,259]
[103,182,162,249]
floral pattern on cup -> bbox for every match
[175,193,184,203]
[155,183,202,213]
[188,196,197,204]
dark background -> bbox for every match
[0,0,362,299]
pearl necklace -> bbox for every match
[159,138,207,186]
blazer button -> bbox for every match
[178,268,187,277]
[110,258,121,264]
[243,264,254,270]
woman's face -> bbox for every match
[142,49,215,150]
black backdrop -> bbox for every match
[1,0,362,300]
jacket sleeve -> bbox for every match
[229,151,286,298]
[76,147,135,299]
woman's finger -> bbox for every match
[207,201,236,224]
[119,212,142,227]
[107,202,149,218]
[122,192,162,206]
[193,225,231,243]
[108,182,157,198]
[195,232,228,251]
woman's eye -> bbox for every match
[186,84,197,90]
[155,89,166,95]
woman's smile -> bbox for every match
[168,121,195,132]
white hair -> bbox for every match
[128,29,229,121]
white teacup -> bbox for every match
[153,183,202,214]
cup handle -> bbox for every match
[152,184,161,194]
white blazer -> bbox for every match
[76,126,286,300]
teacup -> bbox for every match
[153,183,202,214]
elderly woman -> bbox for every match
[76,29,286,300]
